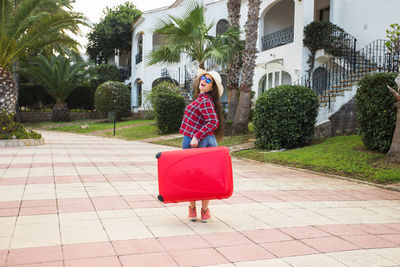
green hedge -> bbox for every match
[253,85,319,150]
[94,81,131,120]
[355,72,397,152]
[149,82,185,134]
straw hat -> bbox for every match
[198,68,224,97]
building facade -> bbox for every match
[130,0,399,125]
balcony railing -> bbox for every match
[135,53,142,64]
[261,25,294,51]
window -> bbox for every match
[137,83,142,106]
[216,20,229,35]
[258,71,292,96]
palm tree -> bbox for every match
[0,0,86,114]
[232,0,261,134]
[226,0,242,126]
[148,3,242,70]
[387,74,400,163]
[20,54,87,121]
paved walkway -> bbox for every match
[0,131,400,267]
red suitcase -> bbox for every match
[156,146,233,203]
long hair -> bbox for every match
[193,75,224,141]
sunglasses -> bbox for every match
[201,75,213,84]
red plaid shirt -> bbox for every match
[180,93,219,142]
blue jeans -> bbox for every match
[182,135,218,149]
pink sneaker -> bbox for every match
[188,206,197,221]
[201,208,211,223]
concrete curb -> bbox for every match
[0,138,45,147]
[233,156,400,193]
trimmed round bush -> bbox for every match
[149,82,185,134]
[355,72,397,153]
[253,85,319,150]
[94,81,131,120]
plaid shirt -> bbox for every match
[180,93,219,142]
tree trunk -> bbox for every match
[387,102,400,163]
[0,67,18,114]
[232,0,261,134]
[52,102,70,122]
[226,0,241,129]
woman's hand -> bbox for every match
[190,137,199,147]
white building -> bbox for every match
[130,0,399,127]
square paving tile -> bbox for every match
[158,235,211,251]
[63,242,115,260]
[216,244,275,262]
[315,224,368,236]
[302,236,360,253]
[241,229,293,243]
[170,248,228,266]
[261,240,319,257]
[120,252,178,267]
[327,249,397,267]
[341,235,397,249]
[201,232,253,247]
[280,226,332,239]
[65,256,121,267]
[352,224,400,235]
[379,234,400,245]
[113,239,164,255]
[6,246,62,265]
[283,253,347,266]
[0,250,7,266]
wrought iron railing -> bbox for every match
[261,25,294,51]
[294,37,400,106]
[293,28,358,106]
[161,68,181,84]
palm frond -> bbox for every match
[147,45,181,66]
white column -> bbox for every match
[301,0,315,77]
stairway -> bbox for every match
[296,39,399,107]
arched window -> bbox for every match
[216,20,229,35]
[258,70,292,96]
[136,34,143,64]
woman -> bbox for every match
[179,68,224,222]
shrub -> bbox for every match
[355,72,397,152]
[253,85,319,150]
[149,82,185,134]
[89,64,123,90]
[94,81,131,120]
[0,110,42,139]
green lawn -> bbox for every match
[152,132,255,148]
[48,119,154,134]
[234,135,400,184]
[101,124,162,140]
[23,119,98,129]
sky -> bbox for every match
[71,0,176,54]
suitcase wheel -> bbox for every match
[156,152,162,159]
[157,195,164,202]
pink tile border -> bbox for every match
[120,252,177,267]
[63,242,115,260]
[261,240,319,257]
[158,235,211,251]
[6,246,62,265]
[216,244,275,262]
[64,256,121,267]
[112,239,165,256]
